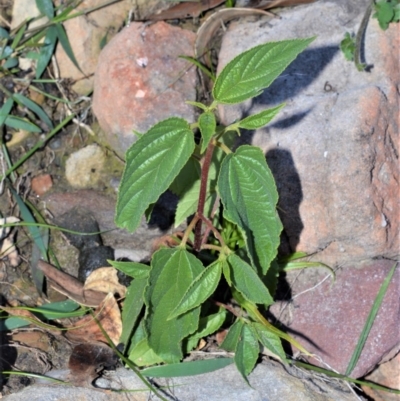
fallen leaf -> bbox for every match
[65,293,122,345]
[11,331,51,352]
[68,342,118,387]
[84,267,126,298]
[37,260,106,307]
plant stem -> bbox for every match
[194,141,215,251]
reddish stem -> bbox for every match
[194,141,215,251]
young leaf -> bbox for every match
[199,111,216,153]
[115,118,195,232]
[218,145,283,275]
[36,26,57,79]
[141,358,233,377]
[35,0,55,19]
[236,103,285,130]
[252,322,287,362]
[13,93,53,129]
[4,116,41,132]
[108,260,150,279]
[169,261,222,319]
[213,37,315,104]
[190,309,227,341]
[120,278,147,349]
[234,323,259,382]
[227,253,273,305]
[220,318,243,352]
[144,248,203,363]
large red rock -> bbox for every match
[217,1,399,267]
[92,21,197,158]
[270,259,400,378]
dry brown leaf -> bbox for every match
[37,260,106,307]
[83,267,126,298]
[65,293,122,345]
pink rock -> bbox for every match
[217,2,399,267]
[92,21,197,158]
[31,174,53,196]
[270,260,400,378]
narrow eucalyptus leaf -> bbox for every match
[218,145,283,275]
[0,98,14,127]
[55,24,82,73]
[169,261,222,319]
[213,38,315,104]
[238,103,285,130]
[220,319,243,352]
[13,93,53,129]
[227,253,273,305]
[35,0,54,19]
[2,57,18,69]
[5,116,41,132]
[116,117,195,232]
[144,248,202,363]
[199,112,216,153]
[36,26,57,79]
[235,324,259,381]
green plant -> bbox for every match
[340,0,399,71]
[113,37,315,381]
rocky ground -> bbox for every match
[0,0,398,400]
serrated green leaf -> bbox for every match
[129,337,164,367]
[108,260,150,279]
[13,93,53,129]
[36,26,57,79]
[169,261,222,319]
[185,100,209,111]
[116,117,195,232]
[11,23,27,50]
[35,0,54,19]
[227,253,273,305]
[169,156,200,197]
[5,116,41,132]
[235,323,259,382]
[144,248,202,363]
[55,23,82,73]
[213,38,315,104]
[120,278,147,349]
[199,112,216,153]
[190,309,227,341]
[220,318,243,352]
[237,103,285,130]
[142,358,233,377]
[218,145,283,275]
[0,98,14,127]
[252,322,287,362]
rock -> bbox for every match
[31,174,53,196]
[363,350,400,401]
[54,0,170,95]
[11,0,46,30]
[43,189,175,260]
[92,21,197,158]
[216,0,399,267]
[270,259,400,378]
[65,144,106,188]
[2,360,358,401]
